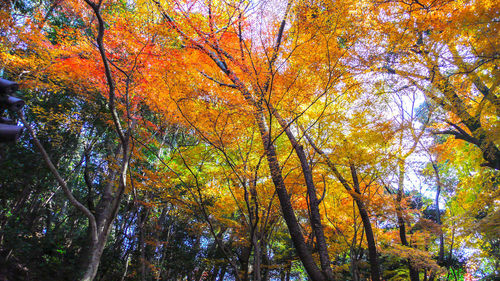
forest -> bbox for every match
[0,0,498,280]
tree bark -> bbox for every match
[350,165,382,281]
[305,134,380,281]
[252,231,262,281]
[81,232,110,281]
[253,109,327,281]
[397,160,419,281]
[270,109,333,279]
[432,163,445,264]
[80,165,127,281]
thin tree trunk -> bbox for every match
[81,176,127,281]
[448,227,455,269]
[252,232,262,281]
[305,134,380,281]
[238,239,251,281]
[350,165,382,281]
[270,108,333,279]
[120,254,130,281]
[81,236,108,281]
[350,248,360,281]
[218,266,227,280]
[253,109,327,281]
[432,163,445,263]
[138,207,150,281]
[397,160,419,281]
[428,162,444,280]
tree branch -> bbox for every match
[198,70,237,88]
[19,112,98,243]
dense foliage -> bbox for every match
[0,0,498,280]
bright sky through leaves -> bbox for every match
[0,0,498,280]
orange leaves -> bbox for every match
[382,244,443,272]
[5,0,496,275]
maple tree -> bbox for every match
[373,0,500,170]
[1,0,151,279]
[140,0,387,279]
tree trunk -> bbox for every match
[138,207,150,281]
[270,109,333,279]
[253,109,327,281]
[432,163,445,264]
[81,240,106,281]
[238,239,251,281]
[350,248,360,281]
[306,134,380,281]
[350,165,381,281]
[252,232,262,281]
[356,202,381,281]
[218,266,227,280]
[397,160,419,281]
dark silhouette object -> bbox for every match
[0,78,24,142]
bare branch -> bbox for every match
[19,112,98,243]
[198,70,237,88]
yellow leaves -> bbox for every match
[3,0,495,274]
[383,244,445,275]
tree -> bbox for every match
[374,0,500,170]
[1,1,147,279]
[144,0,382,278]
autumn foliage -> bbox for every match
[0,0,498,280]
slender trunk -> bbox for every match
[350,248,360,281]
[432,163,445,264]
[138,207,149,281]
[270,109,333,279]
[397,160,419,281]
[120,254,130,281]
[80,158,127,281]
[356,202,381,281]
[397,209,419,281]
[262,247,270,281]
[428,162,444,281]
[448,227,455,268]
[306,134,379,280]
[253,232,262,281]
[239,240,251,281]
[253,110,326,281]
[218,266,226,280]
[350,165,381,281]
